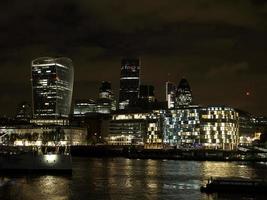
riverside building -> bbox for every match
[0,125,87,146]
[163,106,239,150]
[106,106,240,150]
[106,110,164,148]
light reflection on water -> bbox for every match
[0,175,70,200]
[1,158,267,200]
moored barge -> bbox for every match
[201,177,267,194]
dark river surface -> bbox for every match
[1,157,267,200]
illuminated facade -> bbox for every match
[31,57,74,119]
[145,110,164,149]
[107,111,164,146]
[99,81,113,100]
[30,118,69,126]
[175,78,193,108]
[97,81,116,113]
[96,99,113,114]
[163,106,239,150]
[73,100,96,116]
[107,106,239,149]
[166,82,176,109]
[237,109,257,146]
[119,58,140,109]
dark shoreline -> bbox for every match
[1,145,266,162]
[70,145,267,162]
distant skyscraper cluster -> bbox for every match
[30,56,162,119]
[28,55,204,133]
[73,81,116,116]
[73,58,142,116]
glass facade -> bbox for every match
[98,81,116,113]
[175,78,193,107]
[73,100,96,116]
[163,106,239,150]
[119,58,140,109]
[107,111,163,145]
[31,57,74,119]
[107,106,239,149]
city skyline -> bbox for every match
[1,1,267,116]
[1,2,267,200]
[0,56,266,117]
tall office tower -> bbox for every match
[166,82,176,109]
[97,81,116,113]
[31,57,74,119]
[15,102,32,121]
[175,78,193,107]
[139,85,155,102]
[119,58,141,109]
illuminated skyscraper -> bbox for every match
[31,57,74,119]
[97,81,116,113]
[166,82,176,109]
[175,78,193,107]
[119,58,140,109]
[99,81,114,101]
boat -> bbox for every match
[200,177,267,194]
[0,146,72,174]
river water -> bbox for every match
[1,157,267,200]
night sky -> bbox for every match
[1,0,267,116]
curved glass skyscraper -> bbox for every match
[31,57,74,119]
[175,78,193,107]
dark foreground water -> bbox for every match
[1,158,267,200]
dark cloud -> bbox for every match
[0,0,267,116]
[206,62,249,78]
